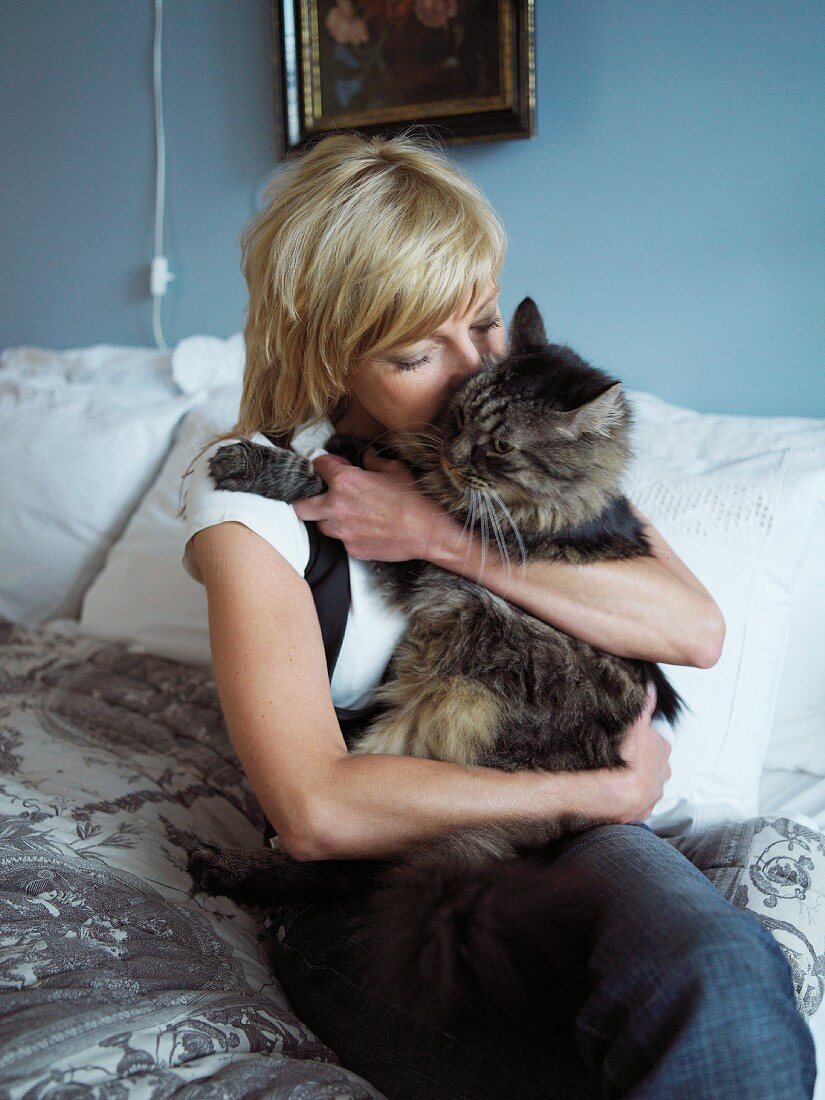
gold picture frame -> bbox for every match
[272,0,535,156]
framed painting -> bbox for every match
[271,0,535,155]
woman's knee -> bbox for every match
[550,822,800,1008]
[681,912,797,1003]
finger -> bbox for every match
[645,682,658,715]
[313,452,351,472]
[292,494,327,521]
[316,518,339,541]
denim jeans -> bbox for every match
[264,822,817,1099]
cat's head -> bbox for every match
[395,297,632,536]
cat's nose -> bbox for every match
[470,444,488,465]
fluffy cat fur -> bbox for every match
[186,297,683,1035]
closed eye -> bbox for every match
[396,351,433,371]
[395,317,502,372]
[473,318,502,335]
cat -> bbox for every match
[187,296,683,1035]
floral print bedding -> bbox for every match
[0,616,384,1098]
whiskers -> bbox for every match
[458,488,528,583]
[488,490,529,565]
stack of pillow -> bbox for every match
[1,334,823,835]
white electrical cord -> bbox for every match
[151,0,174,350]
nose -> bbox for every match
[449,333,483,374]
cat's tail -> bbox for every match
[351,850,604,1042]
[647,662,686,726]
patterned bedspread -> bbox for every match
[0,617,385,1098]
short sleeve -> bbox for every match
[181,435,311,584]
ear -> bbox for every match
[508,297,548,354]
[557,383,624,440]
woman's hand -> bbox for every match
[615,684,672,821]
[591,685,673,824]
[292,449,446,562]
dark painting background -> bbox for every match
[318,0,501,116]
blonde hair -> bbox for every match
[208,128,507,453]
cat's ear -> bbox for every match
[557,383,624,440]
[508,297,548,354]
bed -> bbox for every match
[1,334,823,1097]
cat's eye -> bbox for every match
[492,438,511,454]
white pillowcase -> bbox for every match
[78,332,246,663]
[626,391,825,832]
[80,385,242,665]
[0,344,199,624]
[171,332,245,394]
[764,471,825,774]
[0,343,177,391]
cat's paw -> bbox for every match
[209,441,263,492]
[186,843,236,898]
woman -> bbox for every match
[182,132,814,1098]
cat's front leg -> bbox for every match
[186,842,303,909]
[209,441,324,503]
[186,841,385,909]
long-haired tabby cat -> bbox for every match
[187,297,683,1036]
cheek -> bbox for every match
[391,377,446,428]
[357,371,437,429]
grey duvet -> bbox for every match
[0,616,384,1098]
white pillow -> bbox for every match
[78,332,255,664]
[764,485,825,774]
[80,385,243,665]
[172,332,245,394]
[626,391,825,832]
[0,343,177,391]
[0,344,199,624]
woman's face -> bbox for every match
[337,280,506,437]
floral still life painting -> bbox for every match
[273,0,535,152]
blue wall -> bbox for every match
[2,0,823,417]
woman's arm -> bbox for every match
[293,452,726,670]
[190,522,669,862]
[423,502,725,669]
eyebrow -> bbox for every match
[379,290,500,361]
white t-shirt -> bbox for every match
[181,418,408,711]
